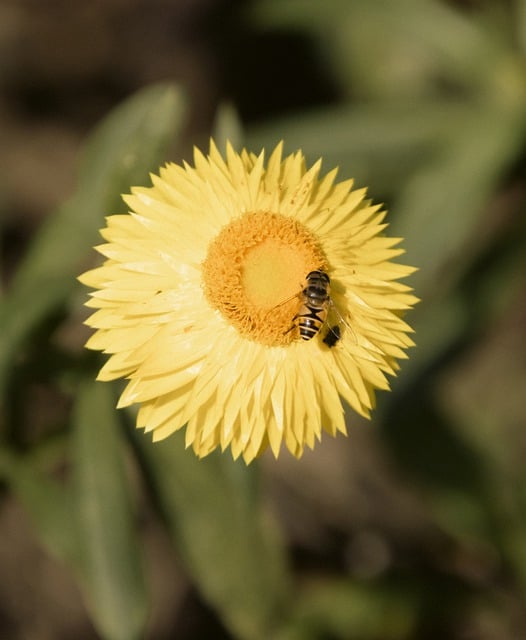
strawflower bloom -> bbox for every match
[79,141,418,463]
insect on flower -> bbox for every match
[293,269,331,340]
[286,269,353,345]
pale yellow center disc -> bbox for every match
[202,211,326,346]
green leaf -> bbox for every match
[213,102,245,151]
[0,83,187,397]
[280,578,416,640]
[386,291,467,397]
[245,101,470,192]
[518,0,526,55]
[252,0,506,96]
[72,380,148,640]
[0,446,80,566]
[134,428,290,640]
[390,103,526,295]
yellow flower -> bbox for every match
[79,141,417,463]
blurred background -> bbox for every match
[1,0,526,638]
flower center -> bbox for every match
[202,212,326,346]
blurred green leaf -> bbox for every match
[134,428,290,640]
[278,578,416,640]
[72,380,148,640]
[213,102,245,151]
[501,494,526,594]
[386,291,466,397]
[0,446,80,565]
[391,104,526,294]
[251,0,507,97]
[0,83,187,398]
[519,0,526,55]
[246,101,469,192]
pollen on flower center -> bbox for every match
[202,211,326,346]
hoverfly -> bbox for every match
[294,269,331,341]
[286,269,350,345]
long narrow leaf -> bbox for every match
[72,380,148,640]
[134,429,290,640]
[0,83,187,397]
[391,104,526,294]
[0,446,80,566]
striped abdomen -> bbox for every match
[295,270,331,341]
